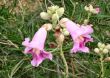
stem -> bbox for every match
[87,12,91,21]
[60,44,69,78]
[71,58,75,78]
[100,54,104,78]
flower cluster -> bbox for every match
[40,5,64,23]
[22,5,100,67]
[94,42,110,54]
[84,4,100,14]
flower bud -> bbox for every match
[56,7,64,17]
[84,19,89,25]
[98,42,102,48]
[59,34,65,43]
[43,23,52,31]
[52,13,59,22]
[84,6,89,11]
[59,18,69,28]
[89,4,94,12]
[106,44,110,49]
[103,49,109,54]
[100,44,105,48]
[48,5,59,13]
[47,10,53,16]
[91,8,100,14]
[94,48,100,53]
[104,57,110,62]
[62,28,69,36]
[99,48,103,51]
[40,12,50,20]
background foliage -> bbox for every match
[0,0,110,78]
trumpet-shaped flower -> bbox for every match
[64,19,93,53]
[22,27,52,67]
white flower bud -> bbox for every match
[100,44,106,48]
[94,48,100,53]
[40,12,50,20]
[106,44,110,50]
[98,42,102,48]
[84,6,89,11]
[103,49,109,54]
[47,10,53,16]
[62,28,69,36]
[84,19,89,25]
[48,6,59,13]
[56,7,64,17]
[99,48,103,51]
[52,13,59,22]
[89,4,94,12]
[91,9,97,14]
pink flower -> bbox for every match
[95,8,100,14]
[65,19,93,53]
[22,27,52,67]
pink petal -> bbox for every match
[29,27,47,50]
[65,20,80,40]
[31,55,44,67]
[24,47,32,54]
[22,38,30,46]
[71,42,79,53]
[80,25,93,35]
[79,47,89,53]
[40,51,52,60]
[95,8,100,14]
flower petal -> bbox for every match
[31,54,44,67]
[29,27,47,50]
[22,38,30,46]
[40,51,52,60]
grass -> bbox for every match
[0,0,110,78]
